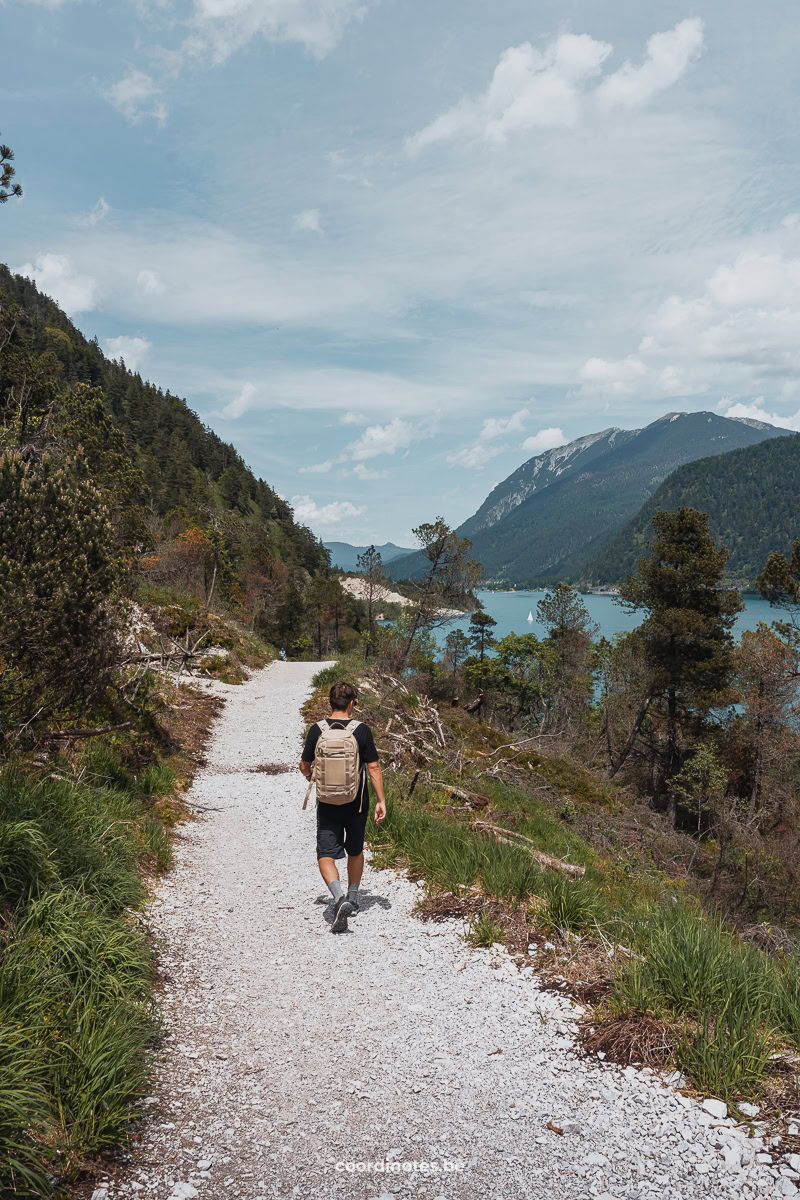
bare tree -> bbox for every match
[356,544,383,657]
[397,518,481,669]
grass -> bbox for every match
[0,743,177,1194]
[467,908,506,948]
[309,659,800,1103]
[364,765,800,1102]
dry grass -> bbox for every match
[249,762,293,775]
[583,1013,680,1069]
[157,683,225,774]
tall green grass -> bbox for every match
[0,746,176,1194]
[372,775,800,1101]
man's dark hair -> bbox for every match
[330,681,358,710]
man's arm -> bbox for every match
[367,761,387,823]
[299,758,313,780]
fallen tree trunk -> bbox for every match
[434,781,490,810]
[43,722,132,741]
[472,820,585,878]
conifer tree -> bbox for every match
[617,508,741,792]
[467,608,497,661]
[0,136,22,203]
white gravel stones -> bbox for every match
[107,662,781,1200]
[702,1097,729,1120]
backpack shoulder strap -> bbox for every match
[317,719,330,733]
[345,719,361,732]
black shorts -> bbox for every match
[316,797,369,860]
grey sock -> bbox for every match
[328,880,344,902]
[347,884,359,904]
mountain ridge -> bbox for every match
[585,432,800,586]
[325,541,414,571]
[388,411,790,583]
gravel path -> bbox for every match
[107,662,793,1200]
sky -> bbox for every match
[3,0,800,546]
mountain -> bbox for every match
[388,412,790,583]
[459,426,638,539]
[325,541,414,571]
[0,265,327,575]
[586,432,800,586]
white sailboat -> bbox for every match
[527,610,534,622]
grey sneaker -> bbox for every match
[331,897,354,933]
[348,893,360,914]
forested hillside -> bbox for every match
[389,412,788,584]
[588,432,800,586]
[0,265,326,575]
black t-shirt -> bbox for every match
[302,719,379,810]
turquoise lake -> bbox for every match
[434,590,776,646]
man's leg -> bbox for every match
[318,856,341,888]
[346,852,364,912]
[346,852,364,888]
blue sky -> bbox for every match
[3,0,800,544]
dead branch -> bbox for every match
[472,820,586,877]
[434,781,490,810]
[43,722,132,741]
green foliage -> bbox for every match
[593,434,800,587]
[0,450,123,727]
[677,1005,775,1100]
[394,518,481,669]
[465,632,554,727]
[467,608,497,660]
[0,135,22,203]
[668,743,728,830]
[540,875,607,933]
[466,909,506,948]
[0,747,175,1188]
[614,508,741,785]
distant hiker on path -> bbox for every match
[300,682,387,933]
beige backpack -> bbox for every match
[303,719,363,809]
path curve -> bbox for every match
[112,662,779,1200]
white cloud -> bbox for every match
[104,335,151,371]
[521,426,566,454]
[178,0,368,66]
[580,236,800,406]
[346,417,424,461]
[291,494,366,529]
[478,407,531,440]
[299,459,334,473]
[80,196,110,227]
[351,463,387,480]
[292,208,323,234]
[340,411,365,424]
[447,406,532,468]
[137,269,165,295]
[595,18,704,111]
[218,381,257,419]
[408,20,703,152]
[720,400,800,433]
[16,253,96,315]
[579,355,648,397]
[106,69,167,123]
[447,442,505,469]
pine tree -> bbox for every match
[616,508,742,794]
[0,136,22,203]
[444,628,470,676]
[467,608,497,661]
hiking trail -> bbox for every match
[108,662,781,1200]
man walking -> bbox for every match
[300,681,387,933]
